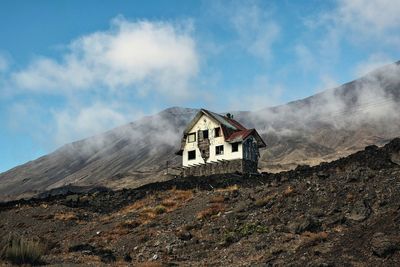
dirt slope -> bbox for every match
[1,138,400,266]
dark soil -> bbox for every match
[1,138,400,266]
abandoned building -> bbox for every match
[176,109,266,176]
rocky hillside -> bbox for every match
[1,138,400,266]
[1,61,400,201]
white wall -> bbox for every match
[182,114,243,167]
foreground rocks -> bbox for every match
[1,138,400,266]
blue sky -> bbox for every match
[0,0,399,172]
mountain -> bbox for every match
[1,61,400,201]
[1,138,400,265]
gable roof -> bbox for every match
[176,109,266,155]
[183,109,243,134]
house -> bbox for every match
[176,109,266,176]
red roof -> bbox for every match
[225,128,255,143]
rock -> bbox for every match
[124,253,132,262]
[317,171,329,179]
[177,230,192,240]
[66,194,79,202]
[371,232,399,257]
[346,200,371,222]
[100,250,116,263]
[288,216,321,234]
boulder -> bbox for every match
[371,232,399,257]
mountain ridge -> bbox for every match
[1,61,400,201]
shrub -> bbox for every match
[238,223,269,236]
[1,234,45,265]
[196,204,225,219]
[154,205,167,214]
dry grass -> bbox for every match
[53,212,78,221]
[0,234,45,265]
[301,231,328,246]
[197,203,225,220]
[282,186,295,197]
[99,188,194,229]
[216,185,239,192]
[254,193,277,207]
[135,262,163,267]
[209,195,225,203]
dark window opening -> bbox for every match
[202,130,209,139]
[232,142,239,152]
[188,150,196,160]
[216,145,224,155]
[215,127,221,137]
[187,133,196,143]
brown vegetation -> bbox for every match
[197,203,225,219]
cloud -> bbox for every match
[12,17,199,99]
[0,54,9,73]
[354,53,393,77]
[230,3,280,60]
[336,0,400,41]
[209,0,280,61]
[52,103,136,146]
[310,0,400,48]
[3,17,202,149]
[227,75,284,111]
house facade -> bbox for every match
[176,109,266,176]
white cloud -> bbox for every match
[52,103,139,146]
[0,54,9,73]
[311,0,400,47]
[230,3,280,60]
[336,0,400,37]
[227,75,284,110]
[354,53,393,77]
[12,17,199,99]
[208,1,280,61]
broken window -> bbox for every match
[198,130,209,141]
[232,142,239,152]
[203,130,209,139]
[188,150,196,160]
[187,133,196,143]
[214,127,221,137]
[216,145,224,155]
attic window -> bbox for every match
[198,130,209,141]
[187,133,196,143]
[188,150,196,160]
[214,127,221,137]
[232,142,239,152]
[203,130,209,139]
[216,145,224,155]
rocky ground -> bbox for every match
[1,138,400,266]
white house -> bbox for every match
[176,109,266,175]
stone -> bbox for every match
[345,200,371,222]
[371,232,399,257]
[288,216,321,234]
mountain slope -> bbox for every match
[0,61,400,201]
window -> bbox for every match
[214,127,221,137]
[198,130,209,141]
[188,150,196,160]
[232,142,239,152]
[203,130,209,139]
[187,133,196,143]
[216,145,224,155]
